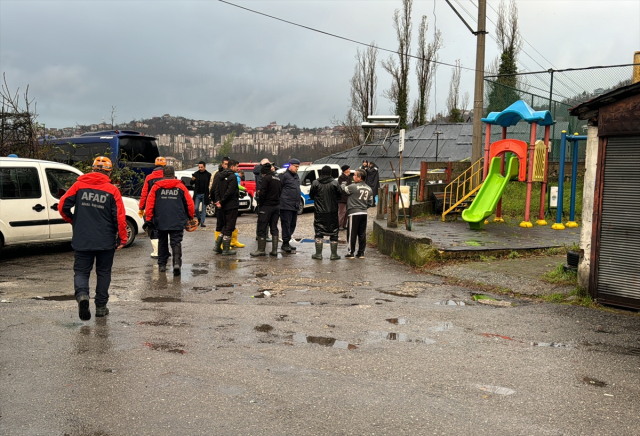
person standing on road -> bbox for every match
[191,161,211,228]
[138,156,167,258]
[253,158,273,243]
[145,166,195,275]
[341,169,374,259]
[210,157,229,251]
[58,156,127,321]
[214,159,240,256]
[337,165,352,230]
[365,161,380,207]
[279,158,301,253]
[251,163,281,257]
[309,165,342,260]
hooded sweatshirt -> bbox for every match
[59,172,128,251]
[138,167,164,210]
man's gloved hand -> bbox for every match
[138,210,144,218]
[142,221,154,232]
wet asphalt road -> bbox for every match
[1,213,639,436]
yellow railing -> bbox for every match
[442,158,484,221]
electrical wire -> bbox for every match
[217,0,488,74]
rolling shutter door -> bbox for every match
[596,136,640,306]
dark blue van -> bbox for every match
[50,130,160,194]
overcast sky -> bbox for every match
[1,0,639,129]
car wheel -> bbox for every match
[125,218,137,247]
[206,203,217,217]
[298,196,305,215]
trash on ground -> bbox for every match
[481,333,515,341]
[582,376,607,387]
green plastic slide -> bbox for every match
[462,156,519,230]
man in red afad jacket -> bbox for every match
[59,156,127,321]
[138,156,167,258]
[145,166,195,275]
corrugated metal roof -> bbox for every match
[314,123,473,181]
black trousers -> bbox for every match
[157,229,184,265]
[280,210,298,243]
[347,214,367,255]
[215,207,226,232]
[74,249,116,306]
[222,209,238,237]
[257,205,280,237]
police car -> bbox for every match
[277,163,341,214]
[0,156,144,251]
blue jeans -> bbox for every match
[194,194,207,224]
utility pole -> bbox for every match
[471,0,487,163]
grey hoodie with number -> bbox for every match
[341,181,374,216]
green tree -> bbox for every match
[218,131,235,157]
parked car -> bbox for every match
[175,165,254,217]
[0,156,144,251]
[276,163,341,214]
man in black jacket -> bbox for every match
[365,161,380,206]
[210,157,229,249]
[279,158,301,253]
[214,159,240,255]
[191,161,211,227]
[309,165,342,260]
[251,163,281,257]
[337,165,352,230]
[253,158,272,242]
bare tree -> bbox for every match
[381,0,412,130]
[446,60,463,122]
[332,109,363,147]
[350,44,378,122]
[413,15,442,126]
[109,105,117,128]
[495,0,522,57]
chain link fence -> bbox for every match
[483,63,639,162]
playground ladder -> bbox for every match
[441,158,484,221]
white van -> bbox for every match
[277,163,341,214]
[0,156,144,250]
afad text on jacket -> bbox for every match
[145,178,195,231]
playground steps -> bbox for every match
[441,157,484,221]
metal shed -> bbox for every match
[570,81,640,309]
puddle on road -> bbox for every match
[254,324,274,333]
[192,263,210,267]
[138,320,190,327]
[256,273,268,278]
[386,318,408,325]
[368,331,436,344]
[583,377,607,387]
[430,322,454,332]
[191,269,209,276]
[192,286,214,293]
[37,295,76,301]
[144,341,186,354]
[141,297,182,303]
[296,302,312,306]
[217,283,237,288]
[60,322,85,329]
[292,333,357,350]
[435,300,466,306]
[378,290,417,298]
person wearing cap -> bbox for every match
[279,158,301,253]
[309,165,342,260]
[139,156,167,258]
[145,166,195,275]
[58,156,128,321]
[337,165,352,230]
[250,163,281,257]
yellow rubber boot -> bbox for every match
[230,229,245,248]
[215,231,220,241]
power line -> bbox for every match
[217,0,487,74]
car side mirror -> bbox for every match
[303,179,311,186]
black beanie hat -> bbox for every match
[261,163,272,174]
[321,165,332,176]
[341,165,350,172]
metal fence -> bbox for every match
[483,63,639,163]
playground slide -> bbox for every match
[462,156,519,230]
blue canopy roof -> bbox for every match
[482,100,554,127]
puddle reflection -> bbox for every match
[292,333,357,350]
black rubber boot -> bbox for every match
[250,237,267,257]
[159,264,167,272]
[214,235,223,254]
[282,242,292,253]
[330,241,341,260]
[222,238,236,256]
[95,304,109,317]
[311,241,323,260]
[270,233,279,257]
[172,244,182,275]
[77,294,91,321]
